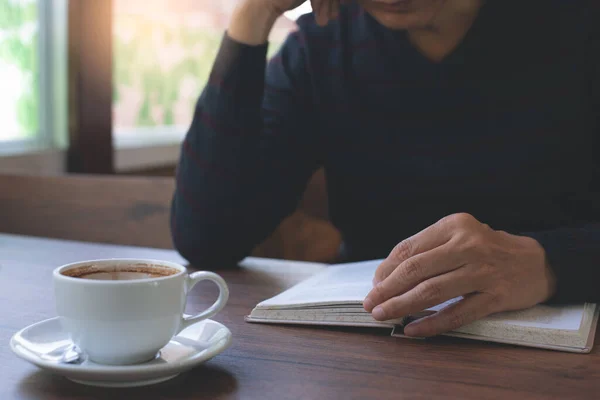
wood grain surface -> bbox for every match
[1,234,599,400]
[0,173,341,262]
[0,174,175,248]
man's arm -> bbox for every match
[171,20,321,267]
[363,7,600,337]
[522,9,600,304]
[523,225,600,303]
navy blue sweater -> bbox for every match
[172,1,600,303]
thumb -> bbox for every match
[311,0,330,26]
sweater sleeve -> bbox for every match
[524,225,600,303]
[522,9,600,304]
[171,30,321,268]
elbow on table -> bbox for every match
[171,218,245,269]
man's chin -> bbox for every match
[368,10,439,30]
[359,0,444,30]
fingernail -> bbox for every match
[372,306,386,320]
[363,298,374,312]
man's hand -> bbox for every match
[229,0,344,46]
[363,213,557,337]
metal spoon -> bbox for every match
[38,343,82,364]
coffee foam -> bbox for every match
[61,263,179,279]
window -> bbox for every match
[0,0,67,155]
[112,0,303,148]
[0,0,38,147]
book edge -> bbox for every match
[583,305,600,353]
[245,304,600,353]
[245,315,395,329]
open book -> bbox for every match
[246,260,599,353]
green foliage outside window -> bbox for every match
[113,12,285,130]
[0,0,38,139]
[114,25,222,128]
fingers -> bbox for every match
[365,240,465,312]
[330,0,340,19]
[326,0,334,21]
[369,264,483,321]
[312,0,328,26]
[373,217,456,285]
[403,292,499,337]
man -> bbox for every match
[171,0,600,337]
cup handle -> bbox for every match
[178,271,229,333]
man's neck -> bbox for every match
[408,0,484,62]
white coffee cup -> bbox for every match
[53,259,229,365]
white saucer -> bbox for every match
[10,317,232,388]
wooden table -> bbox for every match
[2,234,599,399]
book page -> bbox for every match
[257,260,383,308]
[255,258,589,333]
[477,304,586,331]
[425,298,587,331]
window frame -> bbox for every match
[0,1,308,174]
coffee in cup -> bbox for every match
[53,259,229,365]
[61,263,179,280]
